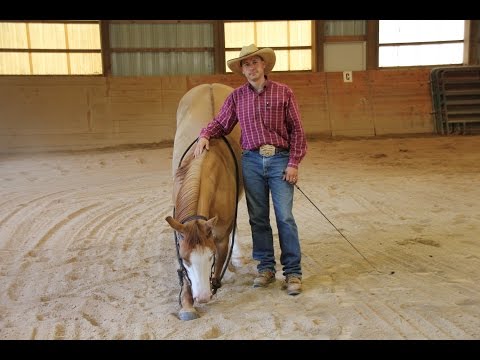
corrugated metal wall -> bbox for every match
[325,20,366,36]
[111,52,213,76]
[109,23,214,76]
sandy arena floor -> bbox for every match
[0,135,479,339]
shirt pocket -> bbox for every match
[264,100,286,128]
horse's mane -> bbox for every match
[174,152,203,223]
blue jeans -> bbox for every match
[241,149,302,277]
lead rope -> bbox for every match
[172,138,200,306]
[172,209,187,306]
[216,135,240,286]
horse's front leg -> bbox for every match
[211,236,229,294]
[178,279,199,321]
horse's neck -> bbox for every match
[175,155,214,222]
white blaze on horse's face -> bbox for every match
[183,246,215,303]
[165,215,219,305]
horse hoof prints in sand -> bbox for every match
[166,83,243,321]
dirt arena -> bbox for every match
[1,135,479,339]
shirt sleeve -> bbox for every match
[285,89,307,169]
[199,93,238,140]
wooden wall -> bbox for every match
[0,68,433,153]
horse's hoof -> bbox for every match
[178,310,199,321]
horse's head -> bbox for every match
[166,215,218,304]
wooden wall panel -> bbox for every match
[0,69,434,152]
[369,69,433,134]
[326,71,375,136]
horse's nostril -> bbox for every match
[195,293,212,304]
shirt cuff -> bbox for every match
[199,130,210,140]
[287,160,299,169]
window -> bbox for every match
[379,20,465,67]
[224,21,312,72]
[0,21,102,75]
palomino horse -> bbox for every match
[165,83,243,321]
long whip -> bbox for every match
[295,184,387,274]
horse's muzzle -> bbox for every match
[195,293,212,303]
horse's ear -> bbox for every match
[206,216,218,230]
[165,216,185,233]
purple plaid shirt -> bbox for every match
[199,80,307,168]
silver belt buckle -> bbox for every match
[259,144,276,157]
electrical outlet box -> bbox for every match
[343,71,353,82]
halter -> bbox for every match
[173,214,217,305]
[172,136,240,305]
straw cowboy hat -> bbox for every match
[227,44,276,76]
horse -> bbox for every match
[165,83,243,321]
